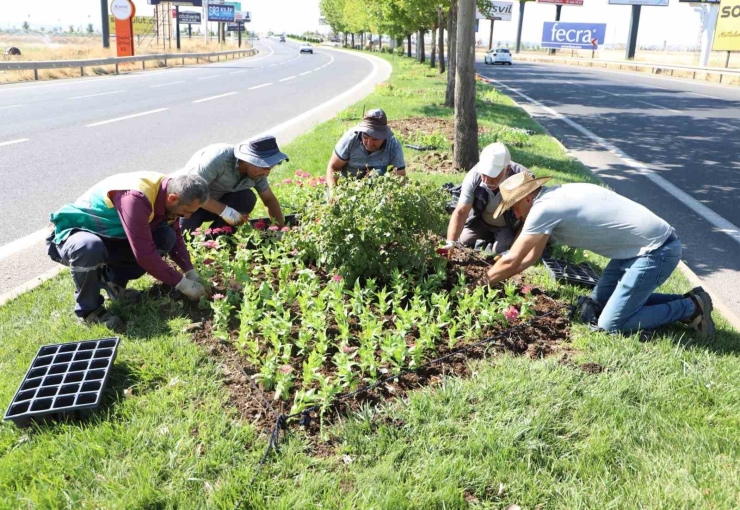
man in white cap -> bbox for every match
[180,135,289,231]
[326,108,406,189]
[444,143,531,253]
[472,173,715,340]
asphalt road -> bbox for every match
[477,60,740,322]
[0,39,375,297]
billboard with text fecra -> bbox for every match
[541,22,607,49]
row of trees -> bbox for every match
[319,0,508,170]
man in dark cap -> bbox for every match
[326,108,406,190]
[179,135,289,230]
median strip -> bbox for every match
[0,138,29,147]
[192,92,238,103]
[86,108,168,127]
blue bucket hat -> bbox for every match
[235,135,289,168]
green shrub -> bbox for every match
[292,177,448,283]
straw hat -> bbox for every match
[493,172,552,219]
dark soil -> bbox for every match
[174,246,571,438]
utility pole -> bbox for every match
[549,4,561,55]
[626,4,641,60]
[100,0,110,48]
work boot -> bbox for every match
[78,306,124,331]
[684,286,704,298]
[684,291,715,341]
[101,279,142,304]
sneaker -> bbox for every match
[686,291,715,341]
[101,280,142,304]
[79,306,124,330]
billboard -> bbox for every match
[234,11,251,22]
[227,23,246,32]
[149,0,203,5]
[541,22,607,49]
[537,0,584,5]
[178,11,201,24]
[713,0,740,51]
[476,2,514,20]
[108,15,154,36]
[207,4,235,22]
[608,0,669,5]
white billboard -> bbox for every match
[476,2,514,21]
[608,0,669,5]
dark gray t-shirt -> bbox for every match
[521,183,674,260]
[334,130,406,177]
[179,143,269,200]
[458,162,531,227]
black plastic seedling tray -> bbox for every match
[3,337,120,427]
[542,257,600,288]
[248,213,298,228]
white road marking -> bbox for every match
[279,76,296,82]
[594,88,620,96]
[86,108,168,127]
[485,76,740,248]
[313,67,321,71]
[299,71,312,76]
[0,104,23,110]
[0,229,48,262]
[248,83,273,90]
[67,89,126,100]
[714,121,737,130]
[687,91,718,99]
[268,64,277,67]
[635,99,681,113]
[229,70,248,75]
[0,138,29,147]
[192,91,238,103]
[198,74,222,80]
[149,80,185,88]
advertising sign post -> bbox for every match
[541,22,607,49]
[111,0,136,57]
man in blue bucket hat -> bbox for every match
[179,135,289,230]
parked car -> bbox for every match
[484,48,513,65]
[279,35,286,42]
[299,42,314,54]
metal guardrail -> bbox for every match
[515,54,740,84]
[0,48,258,80]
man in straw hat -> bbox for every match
[472,174,715,340]
[444,143,531,253]
[326,108,406,189]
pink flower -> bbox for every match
[220,226,234,234]
[318,177,327,184]
[283,178,293,184]
[202,258,214,266]
[204,228,213,236]
[291,249,299,256]
[212,293,226,300]
[281,226,290,232]
[341,345,357,354]
[253,220,267,230]
[301,171,311,178]
[332,275,343,282]
[211,227,223,235]
[193,228,202,236]
[279,365,294,374]
[201,240,218,249]
[503,305,519,322]
[268,225,279,231]
[521,285,532,295]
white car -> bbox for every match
[299,43,314,54]
[484,48,513,65]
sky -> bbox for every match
[0,0,711,49]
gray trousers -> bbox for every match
[47,225,176,318]
[180,189,257,231]
[459,219,516,254]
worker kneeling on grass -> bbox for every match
[444,142,531,254]
[326,108,406,190]
[47,172,210,330]
[179,135,289,231]
[470,172,715,340]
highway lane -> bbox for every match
[477,60,740,321]
[0,40,371,246]
[0,40,379,298]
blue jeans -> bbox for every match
[47,225,176,317]
[591,237,695,334]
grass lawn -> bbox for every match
[1,52,739,509]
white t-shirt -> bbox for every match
[521,183,673,260]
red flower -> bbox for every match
[503,305,519,322]
[253,220,267,230]
[202,258,214,265]
[221,226,234,234]
[436,248,449,256]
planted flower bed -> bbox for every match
[185,175,570,428]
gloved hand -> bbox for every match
[444,240,455,250]
[220,206,246,226]
[184,269,202,283]
[176,277,208,301]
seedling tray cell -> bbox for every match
[3,337,120,427]
[248,213,298,228]
[541,257,600,288]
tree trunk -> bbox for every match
[351,33,355,48]
[454,0,478,171]
[489,18,494,50]
[419,30,425,64]
[379,34,382,51]
[445,0,458,107]
[430,23,437,68]
[407,34,412,57]
[438,8,446,74]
